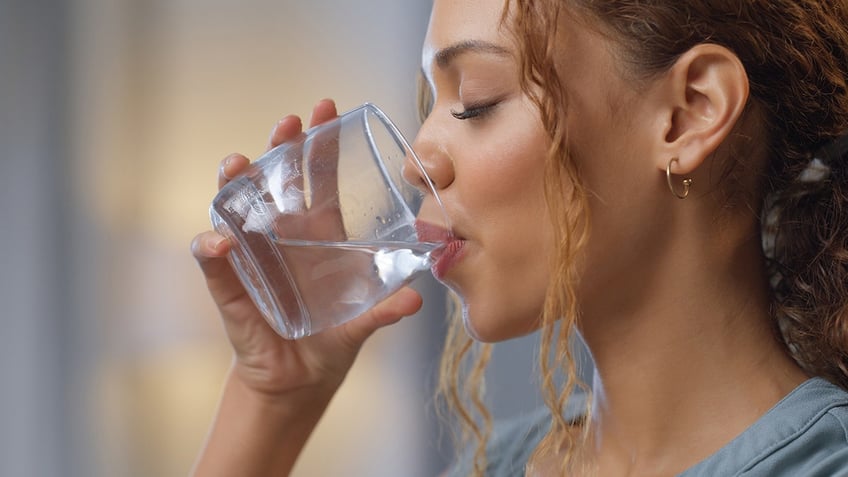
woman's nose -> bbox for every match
[404,119,455,193]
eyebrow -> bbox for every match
[434,40,511,68]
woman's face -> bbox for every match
[415,0,552,341]
[417,0,663,342]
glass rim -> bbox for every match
[355,102,452,234]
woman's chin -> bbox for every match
[460,302,542,343]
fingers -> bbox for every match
[219,115,302,191]
[304,99,340,216]
[191,231,249,310]
[206,99,342,307]
[192,230,230,259]
[339,287,423,348]
[264,99,338,152]
[266,115,304,152]
[307,99,338,128]
[222,101,338,191]
[308,117,341,214]
[218,154,250,190]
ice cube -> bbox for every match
[375,248,420,285]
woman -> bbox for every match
[191,0,848,475]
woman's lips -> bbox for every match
[431,238,465,279]
[414,220,466,280]
[414,220,452,243]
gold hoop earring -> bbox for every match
[666,157,693,200]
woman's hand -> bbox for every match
[192,98,423,402]
[191,99,423,476]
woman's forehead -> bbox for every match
[423,0,510,69]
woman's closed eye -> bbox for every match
[450,100,500,121]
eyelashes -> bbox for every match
[450,101,500,121]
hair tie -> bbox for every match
[817,132,848,162]
[809,132,848,182]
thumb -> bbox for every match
[338,287,423,348]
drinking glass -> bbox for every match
[210,103,450,339]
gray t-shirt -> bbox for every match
[446,377,848,476]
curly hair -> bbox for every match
[501,0,848,473]
[425,1,848,474]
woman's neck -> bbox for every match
[577,227,808,475]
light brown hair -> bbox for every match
[510,0,848,473]
[426,0,848,474]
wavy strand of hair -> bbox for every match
[436,293,493,477]
[504,0,594,474]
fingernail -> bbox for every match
[269,121,281,137]
[220,156,233,180]
[211,236,228,252]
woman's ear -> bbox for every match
[653,44,749,176]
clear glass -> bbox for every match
[209,103,449,339]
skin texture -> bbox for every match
[420,1,808,475]
[416,0,553,342]
[193,1,810,475]
[190,101,424,476]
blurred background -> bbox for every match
[1,0,590,475]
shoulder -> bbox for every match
[445,389,588,477]
[746,378,848,476]
[684,378,848,477]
